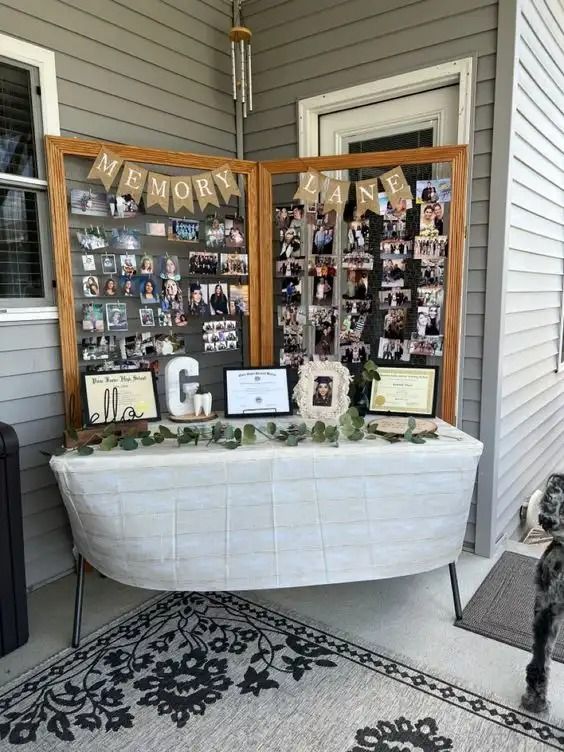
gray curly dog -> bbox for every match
[522,474,564,713]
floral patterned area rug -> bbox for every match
[0,590,563,751]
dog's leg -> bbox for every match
[521,595,561,713]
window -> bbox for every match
[0,34,59,316]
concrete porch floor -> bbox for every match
[2,542,564,728]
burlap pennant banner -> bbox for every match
[170,176,195,213]
[117,162,148,203]
[322,178,350,215]
[212,164,241,203]
[355,177,380,214]
[87,148,123,191]
[293,169,320,202]
[192,172,220,211]
[380,166,412,210]
[146,172,170,211]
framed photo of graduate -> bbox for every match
[369,365,439,418]
[224,366,292,418]
[293,361,352,421]
[82,369,160,426]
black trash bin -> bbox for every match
[0,422,29,657]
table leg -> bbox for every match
[71,554,85,648]
[449,562,463,622]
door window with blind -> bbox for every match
[0,55,52,305]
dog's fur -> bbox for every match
[521,474,564,713]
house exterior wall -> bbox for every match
[244,0,499,548]
[0,0,235,589]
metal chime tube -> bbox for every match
[231,40,237,100]
[240,39,247,118]
[247,43,253,112]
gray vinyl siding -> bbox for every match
[245,0,498,548]
[0,0,234,588]
[496,0,564,542]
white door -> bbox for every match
[319,85,459,157]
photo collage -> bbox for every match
[274,175,450,370]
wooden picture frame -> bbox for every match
[257,146,468,424]
[45,136,260,428]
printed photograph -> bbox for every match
[229,283,249,315]
[82,254,96,272]
[120,276,138,297]
[77,226,107,251]
[311,275,333,306]
[109,228,141,251]
[340,313,367,345]
[312,222,334,254]
[145,222,166,237]
[160,278,185,326]
[382,218,407,240]
[342,252,374,271]
[101,254,117,275]
[310,306,338,359]
[382,259,406,288]
[205,216,225,249]
[343,299,372,315]
[138,255,154,275]
[139,308,155,327]
[207,282,230,316]
[417,286,444,307]
[81,303,104,332]
[159,255,181,280]
[343,269,369,300]
[378,192,411,219]
[420,258,445,286]
[414,235,448,258]
[283,326,305,354]
[108,193,144,218]
[280,349,306,368]
[416,179,451,204]
[377,338,410,362]
[168,218,200,242]
[106,302,128,331]
[276,205,304,231]
[187,283,210,316]
[82,275,99,297]
[276,259,305,277]
[157,309,172,327]
[416,306,441,336]
[225,215,245,248]
[82,335,119,361]
[70,188,108,217]
[347,212,370,251]
[279,227,302,259]
[409,334,444,357]
[189,252,218,276]
[139,276,159,304]
[282,277,302,304]
[312,376,333,407]
[383,308,407,340]
[340,343,371,364]
[308,255,337,278]
[102,278,118,297]
[278,304,306,327]
[378,289,411,309]
[120,333,156,359]
[220,253,248,275]
[419,203,447,234]
[380,238,412,257]
[119,254,137,277]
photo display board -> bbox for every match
[259,147,467,423]
[46,138,259,427]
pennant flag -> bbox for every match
[117,162,148,203]
[87,148,123,191]
[355,177,380,214]
[293,169,320,202]
[192,172,220,211]
[146,172,170,211]
[380,166,412,210]
[170,176,195,213]
[322,177,350,215]
[212,164,241,203]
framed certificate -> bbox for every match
[82,369,160,426]
[369,365,438,418]
[224,367,292,418]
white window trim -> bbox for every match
[558,265,564,372]
[0,33,60,323]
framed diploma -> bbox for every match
[82,369,160,426]
[369,365,438,418]
[224,367,292,418]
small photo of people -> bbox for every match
[416,179,451,204]
[77,226,107,251]
[417,286,444,307]
[205,216,225,249]
[382,218,407,240]
[409,335,444,357]
[306,203,335,227]
[378,192,411,220]
[382,259,406,288]
[314,321,337,359]
[108,193,144,218]
[168,218,199,242]
[378,338,410,362]
[70,189,107,217]
[155,333,184,355]
[308,255,337,278]
[189,252,218,276]
[82,335,117,361]
[106,303,128,331]
[188,283,210,316]
[139,276,159,304]
[420,259,445,286]
[275,206,291,231]
[139,308,155,327]
[343,299,372,315]
[384,308,407,340]
[82,254,96,272]
[282,277,302,304]
[110,228,141,251]
[347,212,370,251]
[312,222,334,254]
[119,254,137,277]
[378,289,411,309]
[414,236,448,258]
[283,326,304,355]
[82,303,104,332]
[312,376,333,407]
[340,343,370,364]
[120,276,138,297]
[278,304,306,327]
[419,203,447,234]
[280,349,306,368]
[158,309,172,327]
[159,255,181,280]
[139,255,154,275]
[380,239,412,257]
[82,276,99,297]
[208,282,230,315]
[160,278,186,326]
[340,313,366,345]
[220,253,248,275]
[311,275,333,306]
[277,259,305,277]
[225,215,245,248]
[279,227,302,259]
[342,252,374,271]
[229,284,249,316]
[146,222,166,237]
[101,254,117,275]
[417,306,441,336]
[343,270,369,299]
[103,278,118,297]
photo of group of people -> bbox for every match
[378,290,411,309]
[347,212,370,251]
[168,218,199,242]
[277,259,305,277]
[220,253,248,275]
[202,320,239,352]
[416,306,441,336]
[377,338,410,362]
[382,259,406,288]
[420,259,444,286]
[310,306,338,359]
[340,342,370,364]
[383,308,406,340]
[281,277,302,304]
[409,334,444,357]
[340,312,367,346]
[188,252,218,276]
[414,235,448,258]
[380,239,412,257]
[342,252,374,271]
[308,256,337,278]
[77,226,108,251]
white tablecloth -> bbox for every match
[50,420,483,591]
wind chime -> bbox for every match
[229,21,253,118]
